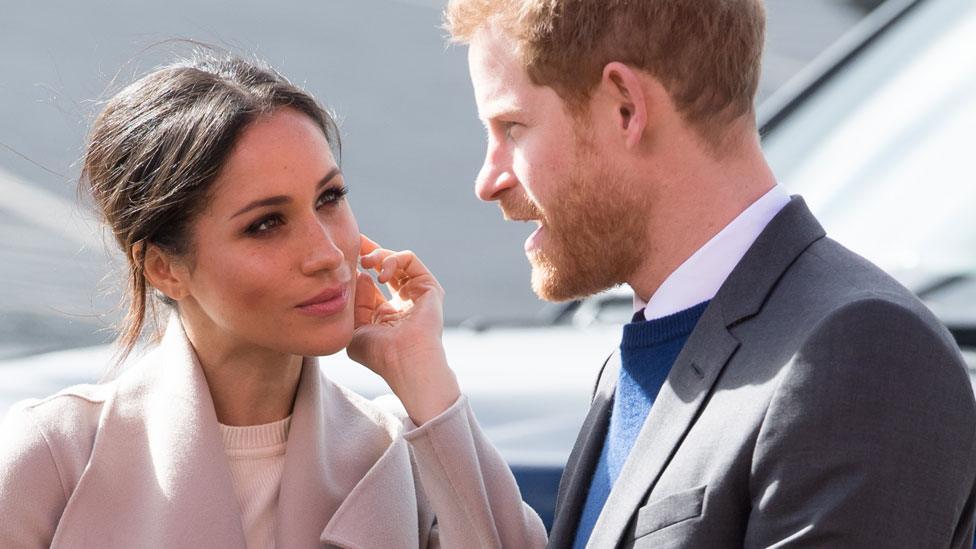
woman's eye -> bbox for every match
[316,186,349,209]
[246,214,284,235]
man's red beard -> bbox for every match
[499,149,646,302]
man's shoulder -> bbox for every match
[777,241,970,399]
[777,236,945,334]
[801,237,917,301]
[738,234,965,385]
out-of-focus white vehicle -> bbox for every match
[2,0,975,532]
[760,0,976,384]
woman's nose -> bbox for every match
[300,220,345,275]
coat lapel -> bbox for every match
[53,315,246,548]
[583,197,828,547]
[274,359,337,547]
[277,362,422,548]
[547,353,619,548]
[317,436,422,548]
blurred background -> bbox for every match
[0,0,886,359]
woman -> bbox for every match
[0,52,546,548]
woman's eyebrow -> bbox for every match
[229,167,342,220]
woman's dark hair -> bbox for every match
[81,49,341,362]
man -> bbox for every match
[444,0,976,547]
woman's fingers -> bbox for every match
[359,234,381,256]
[360,247,392,271]
[358,236,443,310]
[393,275,443,302]
[354,270,385,327]
[362,248,438,288]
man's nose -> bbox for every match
[475,141,518,202]
[301,219,345,275]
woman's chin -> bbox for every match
[305,342,348,358]
[287,315,355,357]
[295,331,353,358]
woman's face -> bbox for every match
[174,107,360,358]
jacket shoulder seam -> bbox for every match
[18,407,71,503]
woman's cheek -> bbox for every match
[340,209,361,266]
[234,252,289,305]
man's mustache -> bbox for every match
[499,192,544,222]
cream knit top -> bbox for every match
[219,416,292,549]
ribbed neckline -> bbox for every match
[219,415,292,453]
[621,300,711,349]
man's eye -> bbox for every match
[504,122,523,140]
[316,186,349,209]
[246,214,284,235]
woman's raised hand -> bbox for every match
[347,235,460,425]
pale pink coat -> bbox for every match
[0,316,547,548]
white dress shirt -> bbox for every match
[635,185,792,321]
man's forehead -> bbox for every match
[468,27,534,120]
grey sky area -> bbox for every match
[0,0,881,357]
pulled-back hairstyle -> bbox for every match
[81,49,340,362]
[445,0,765,147]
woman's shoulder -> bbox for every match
[1,342,157,450]
[8,380,114,432]
[1,380,117,492]
[0,382,116,545]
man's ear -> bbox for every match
[600,62,651,149]
[140,242,190,302]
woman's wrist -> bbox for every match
[385,344,461,425]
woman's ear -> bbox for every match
[140,242,190,302]
[599,62,651,150]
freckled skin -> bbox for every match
[178,107,360,360]
[469,27,646,301]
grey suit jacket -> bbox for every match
[549,197,976,548]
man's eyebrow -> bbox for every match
[480,102,529,125]
[230,167,342,220]
[492,110,528,123]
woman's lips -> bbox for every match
[296,287,348,317]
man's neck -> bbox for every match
[627,144,778,303]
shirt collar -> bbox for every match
[634,184,791,321]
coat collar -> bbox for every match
[281,342,424,548]
[53,314,422,549]
[549,197,827,548]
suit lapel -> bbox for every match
[547,353,620,548]
[585,304,740,548]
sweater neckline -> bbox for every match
[218,415,292,452]
[621,300,711,349]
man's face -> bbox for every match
[468,26,646,301]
